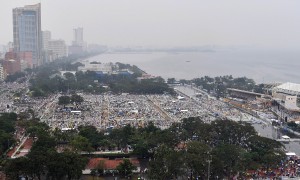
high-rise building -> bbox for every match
[42,30,51,63]
[69,27,86,55]
[13,3,42,67]
[73,27,83,46]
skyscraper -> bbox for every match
[69,27,85,55]
[13,3,42,67]
[73,27,84,46]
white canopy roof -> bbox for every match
[275,82,300,94]
[282,135,290,139]
[286,152,296,156]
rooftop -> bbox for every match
[275,82,300,93]
[86,158,140,170]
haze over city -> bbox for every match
[1,0,300,49]
[2,1,300,180]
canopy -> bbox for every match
[286,152,296,156]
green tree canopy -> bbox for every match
[116,159,137,177]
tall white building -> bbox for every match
[48,40,67,59]
[13,3,42,67]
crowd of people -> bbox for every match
[2,79,300,179]
[245,155,300,179]
[1,80,278,132]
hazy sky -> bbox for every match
[1,0,300,49]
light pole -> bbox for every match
[207,155,212,180]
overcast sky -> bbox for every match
[1,0,300,49]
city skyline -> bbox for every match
[0,0,300,50]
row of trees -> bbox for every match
[0,113,17,158]
[146,117,285,179]
[5,72,27,83]
[168,75,265,97]
[1,111,286,179]
[49,117,285,179]
[4,119,87,180]
[30,66,174,97]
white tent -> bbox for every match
[286,152,296,156]
[177,96,185,100]
[282,135,290,139]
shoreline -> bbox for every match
[79,51,300,84]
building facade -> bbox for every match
[42,30,51,51]
[13,3,42,67]
[48,39,67,59]
[0,65,4,81]
[19,51,33,69]
[78,62,112,74]
[3,59,21,76]
[69,27,86,55]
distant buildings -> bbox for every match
[242,82,300,122]
[0,49,32,78]
[0,65,4,81]
[78,61,112,74]
[87,44,107,53]
[1,3,94,80]
[13,3,42,68]
[18,51,33,69]
[48,40,67,59]
[2,59,21,76]
[272,82,300,112]
[42,30,67,62]
[0,3,42,79]
[3,51,21,76]
[77,61,134,77]
[69,27,86,55]
[42,30,51,51]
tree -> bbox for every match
[70,135,93,152]
[27,134,56,179]
[63,151,88,180]
[0,130,15,155]
[116,159,136,177]
[4,157,30,179]
[71,94,84,103]
[58,95,71,105]
[148,144,184,180]
[246,135,285,171]
[95,160,106,176]
[90,169,97,180]
[78,125,104,150]
[210,120,257,147]
[46,151,68,179]
[212,144,245,179]
[167,78,176,84]
[185,141,211,179]
[46,150,87,180]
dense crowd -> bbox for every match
[1,80,280,132]
[245,155,300,179]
